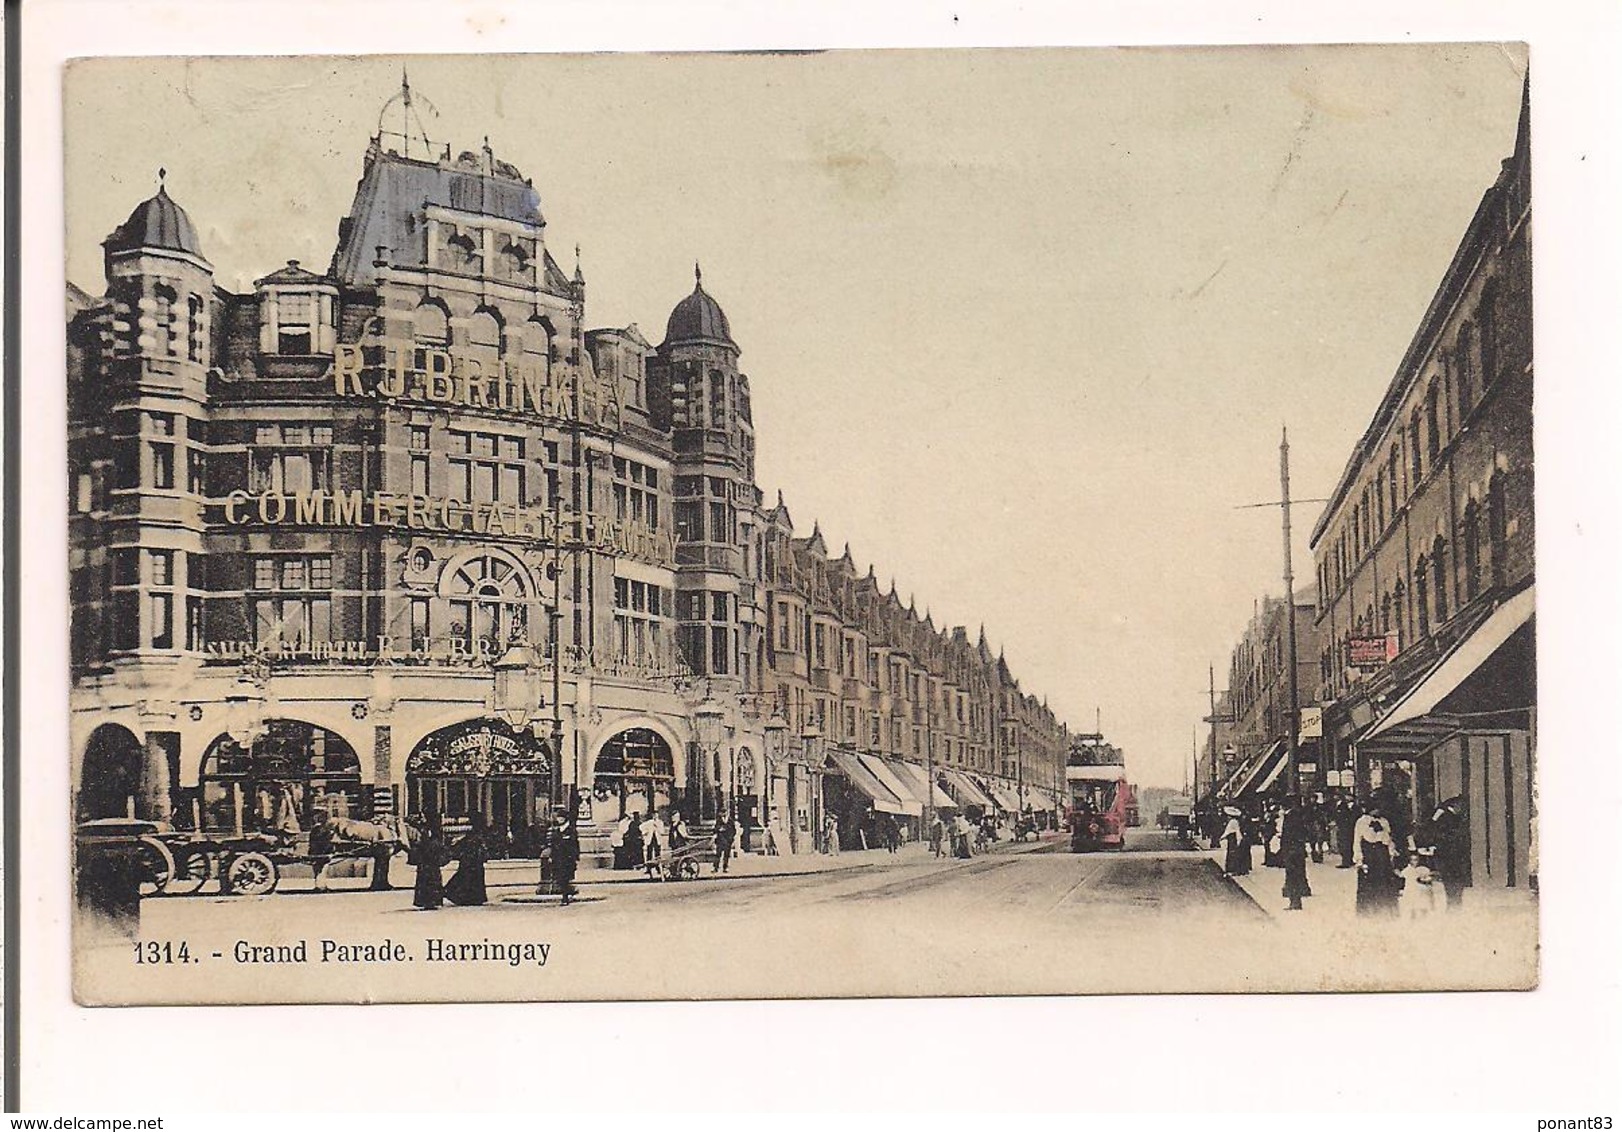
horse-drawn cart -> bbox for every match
[80,815,409,896]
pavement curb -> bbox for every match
[1206,854,1271,917]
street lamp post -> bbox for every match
[694,694,726,824]
[800,723,822,852]
[492,642,548,864]
[763,712,788,852]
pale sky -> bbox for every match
[64,45,1529,790]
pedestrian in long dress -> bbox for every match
[1335,798,1358,868]
[410,813,447,911]
[1221,807,1250,877]
[444,813,490,906]
[1279,800,1313,910]
[624,813,645,871]
[610,814,631,871]
[1352,808,1402,917]
[547,814,580,905]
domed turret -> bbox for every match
[104,176,206,261]
[663,263,734,349]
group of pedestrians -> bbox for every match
[406,809,581,910]
[926,812,992,859]
[1217,791,1472,919]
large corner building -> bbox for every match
[66,92,1070,857]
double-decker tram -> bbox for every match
[1065,734,1129,852]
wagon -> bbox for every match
[643,835,713,882]
[97,814,405,895]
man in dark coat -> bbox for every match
[1426,797,1471,909]
[713,811,737,874]
[547,814,581,906]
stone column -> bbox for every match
[141,731,178,822]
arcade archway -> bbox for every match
[590,727,677,823]
[77,723,144,821]
[198,720,363,836]
[406,719,554,858]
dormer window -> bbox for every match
[277,292,315,354]
[255,261,336,356]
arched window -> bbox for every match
[1388,445,1402,513]
[1408,412,1423,483]
[152,283,177,356]
[445,553,532,657]
[414,302,449,346]
[1414,558,1430,640]
[1380,591,1392,634]
[522,316,554,376]
[1456,323,1476,415]
[187,294,205,361]
[1488,473,1509,588]
[1431,536,1449,625]
[1426,384,1442,462]
[1392,581,1407,652]
[467,308,502,353]
[1462,500,1482,602]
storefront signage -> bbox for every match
[331,344,621,429]
[203,636,693,680]
[409,722,551,779]
[1298,706,1323,739]
[214,489,675,567]
[1348,634,1399,669]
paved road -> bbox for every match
[82,827,1279,1003]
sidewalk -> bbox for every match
[1207,844,1537,924]
[484,830,1062,888]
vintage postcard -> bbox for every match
[63,46,1535,1005]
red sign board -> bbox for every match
[1349,634,1398,669]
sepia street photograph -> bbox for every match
[59,45,1537,1006]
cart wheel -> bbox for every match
[226,852,279,896]
[135,836,176,895]
[169,849,212,895]
[678,857,700,881]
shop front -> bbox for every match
[1357,583,1535,889]
[405,718,554,858]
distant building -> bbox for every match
[1309,79,1533,888]
[1206,591,1324,805]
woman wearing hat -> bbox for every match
[1220,807,1251,877]
[1352,804,1402,916]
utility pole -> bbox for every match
[1281,427,1301,799]
[1207,664,1218,806]
[1231,435,1328,803]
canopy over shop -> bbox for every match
[1356,583,1536,889]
